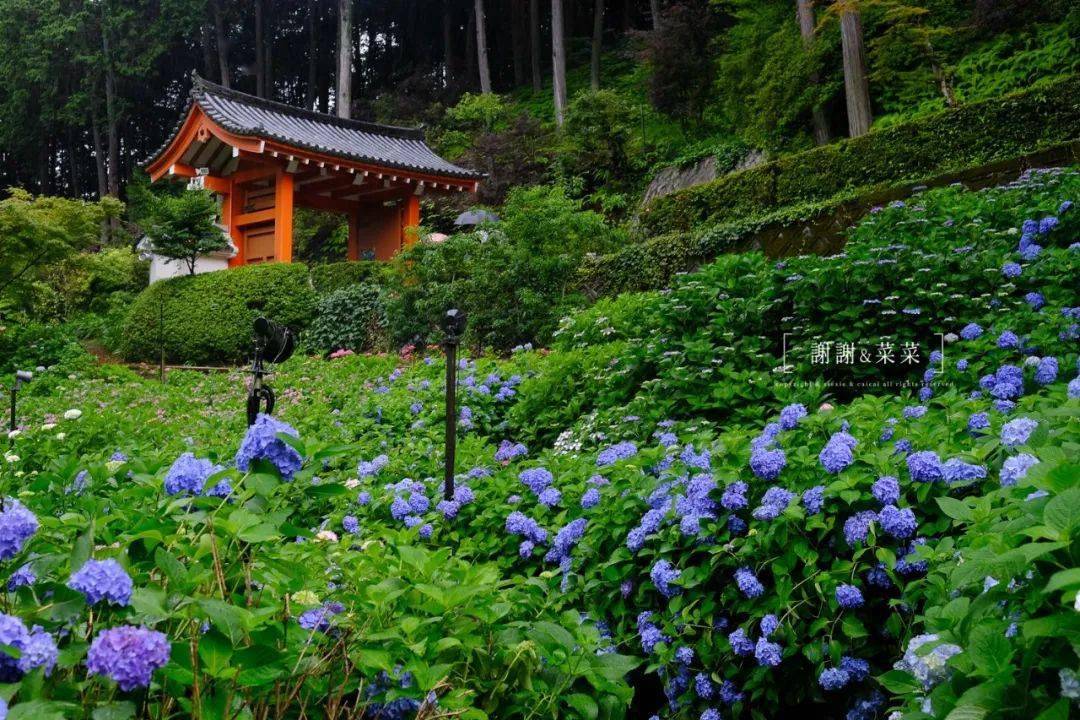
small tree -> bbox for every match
[145,188,230,276]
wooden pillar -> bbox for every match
[347,209,361,260]
[401,194,421,249]
[226,180,245,267]
[274,168,294,262]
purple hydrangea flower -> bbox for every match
[1034,356,1058,385]
[752,486,794,520]
[20,625,58,676]
[342,515,359,534]
[544,519,587,564]
[357,454,389,477]
[997,331,1020,349]
[494,440,528,463]
[69,559,133,606]
[695,672,715,699]
[519,467,553,495]
[298,601,345,632]
[7,564,35,591]
[843,511,877,546]
[163,453,221,496]
[719,680,744,704]
[235,414,302,480]
[902,405,927,420]
[0,500,38,560]
[968,412,990,433]
[1001,262,1022,278]
[1024,292,1045,310]
[721,481,748,511]
[960,323,982,340]
[760,614,780,636]
[942,459,987,483]
[537,487,562,507]
[505,511,547,544]
[841,656,870,681]
[580,488,601,509]
[86,626,170,691]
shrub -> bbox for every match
[305,284,386,355]
[308,260,387,295]
[119,263,317,364]
[638,75,1080,235]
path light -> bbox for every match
[246,317,295,426]
[8,370,31,446]
[441,309,467,501]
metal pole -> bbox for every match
[443,341,457,501]
[158,295,165,384]
[8,386,15,448]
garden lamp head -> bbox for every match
[253,317,295,364]
[14,370,32,386]
[442,309,467,344]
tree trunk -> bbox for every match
[590,0,604,90]
[551,0,568,124]
[530,0,542,91]
[443,0,456,85]
[465,5,476,87]
[840,8,872,137]
[254,0,265,96]
[650,0,661,30]
[306,0,319,107]
[200,22,215,78]
[90,106,108,200]
[336,0,353,118]
[212,0,231,88]
[263,0,273,98]
[796,0,830,145]
[511,0,526,87]
[474,0,492,92]
[101,18,120,197]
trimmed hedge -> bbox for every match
[308,260,388,295]
[120,263,317,364]
[638,75,1080,235]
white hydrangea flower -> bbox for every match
[41,423,56,431]
[4,454,19,463]
[6,430,20,439]
[315,530,339,543]
[63,409,82,420]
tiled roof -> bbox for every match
[152,75,482,181]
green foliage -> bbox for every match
[119,263,317,364]
[639,75,1080,236]
[304,284,386,355]
[0,321,89,377]
[142,189,230,276]
[0,189,120,320]
[386,185,621,350]
[308,260,387,295]
[560,90,637,192]
[433,92,516,160]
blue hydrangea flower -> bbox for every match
[1024,291,1045,310]
[86,625,171,691]
[69,559,133,606]
[720,481,748,510]
[907,451,943,482]
[750,447,786,480]
[580,488,601,509]
[728,627,753,656]
[342,515,359,534]
[967,412,990,433]
[941,459,987,484]
[727,515,748,535]
[650,559,682,598]
[735,567,764,598]
[519,467,553,495]
[695,672,715,699]
[819,667,850,690]
[895,634,961,690]
[298,601,345,633]
[637,612,668,654]
[505,511,547,544]
[358,454,389,477]
[835,584,864,609]
[779,403,807,430]
[840,656,870,682]
[802,486,825,515]
[719,680,744,704]
[0,614,29,681]
[544,519,587,564]
[235,414,302,480]
[596,441,637,467]
[675,646,695,665]
[0,500,38,561]
[752,486,794,520]
[760,614,780,636]
[701,709,721,720]
[902,405,927,420]
[754,637,782,667]
[7,564,34,591]
[956,358,969,371]
[843,511,877,546]
[537,487,562,507]
[164,453,224,496]
[20,626,57,677]
[878,505,917,539]
[819,430,857,474]
[495,440,528,463]
[1034,356,1058,386]
[1001,262,1022,278]
[871,476,900,505]
[997,331,1020,349]
[1000,417,1037,447]
[960,323,982,340]
[1069,376,1080,399]
[1000,453,1039,486]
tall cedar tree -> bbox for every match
[644,0,716,122]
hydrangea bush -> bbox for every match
[0,168,1076,718]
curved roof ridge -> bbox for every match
[191,74,427,141]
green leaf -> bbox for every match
[154,547,189,589]
[936,497,973,522]
[1033,699,1070,720]
[92,702,137,720]
[565,693,599,719]
[237,523,281,543]
[71,521,94,572]
[129,587,170,623]
[198,631,234,678]
[876,669,921,695]
[945,705,988,720]
[197,599,249,646]
[1044,488,1080,538]
[967,626,1011,676]
[1045,568,1080,593]
[588,652,641,684]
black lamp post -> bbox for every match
[441,309,467,501]
[246,317,295,426]
[9,370,31,446]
